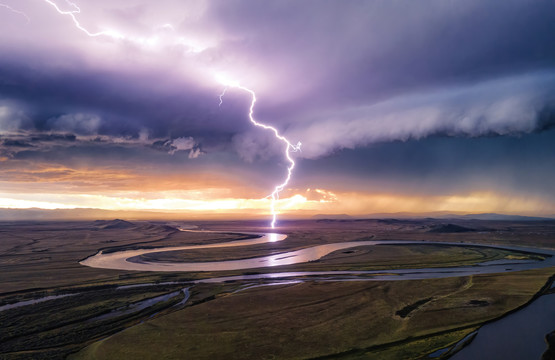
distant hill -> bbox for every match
[311,214,354,220]
[428,224,477,233]
[93,219,136,229]
[362,211,464,219]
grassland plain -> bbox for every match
[0,219,554,359]
[73,269,554,360]
[0,220,244,293]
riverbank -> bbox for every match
[450,275,555,359]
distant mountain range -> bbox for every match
[0,208,267,221]
[0,208,182,221]
[455,213,555,221]
[311,212,554,221]
[0,208,553,222]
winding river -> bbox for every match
[78,231,555,358]
[80,232,555,281]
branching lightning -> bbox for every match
[40,1,207,52]
[42,0,124,38]
[32,0,302,228]
[0,3,30,23]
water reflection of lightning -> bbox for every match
[217,76,301,228]
[33,0,301,228]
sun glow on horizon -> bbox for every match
[1,188,554,218]
[0,191,310,214]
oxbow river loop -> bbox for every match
[80,231,555,280]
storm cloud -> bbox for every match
[1,0,554,157]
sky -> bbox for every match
[0,0,554,221]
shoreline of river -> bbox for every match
[448,274,555,359]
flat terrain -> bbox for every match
[0,218,554,359]
[74,269,554,360]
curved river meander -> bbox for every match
[80,231,555,282]
[78,231,555,358]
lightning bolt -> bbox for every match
[0,3,30,23]
[217,76,301,228]
[41,1,205,52]
[33,0,302,228]
[42,0,124,38]
[218,88,227,107]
